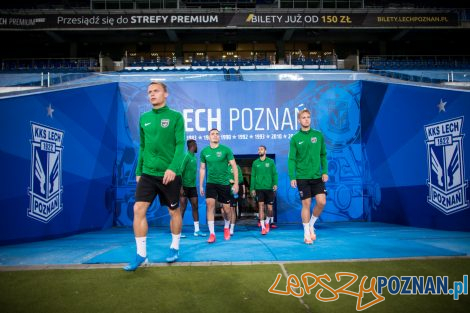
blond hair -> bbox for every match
[297,108,311,119]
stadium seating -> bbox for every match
[1,58,98,73]
[361,56,470,70]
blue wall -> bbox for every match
[1,79,469,244]
[361,81,470,231]
[0,84,118,244]
[115,81,366,227]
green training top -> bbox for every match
[181,151,197,187]
[228,163,243,186]
[250,157,278,191]
[136,105,186,177]
[200,144,234,185]
[288,128,327,180]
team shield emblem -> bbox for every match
[28,122,64,223]
[425,117,468,214]
[161,119,169,128]
[328,99,350,134]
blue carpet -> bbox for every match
[0,222,468,266]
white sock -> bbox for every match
[230,224,235,234]
[303,223,310,238]
[265,218,269,225]
[208,221,215,234]
[170,233,181,250]
[224,219,230,228]
[270,217,274,223]
[309,215,318,228]
[194,221,200,232]
[136,236,147,257]
[261,220,265,230]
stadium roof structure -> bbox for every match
[0,1,469,60]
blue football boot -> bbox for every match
[165,248,179,263]
[123,254,148,271]
[193,230,207,237]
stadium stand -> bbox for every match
[0,0,469,89]
[1,58,98,72]
[361,55,470,84]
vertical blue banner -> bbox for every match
[361,81,470,231]
[0,84,118,244]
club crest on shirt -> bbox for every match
[216,151,222,157]
[425,117,468,215]
[311,137,317,143]
[161,119,170,128]
[265,163,270,167]
[28,122,64,223]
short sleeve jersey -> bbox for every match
[200,144,234,185]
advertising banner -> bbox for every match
[0,12,459,30]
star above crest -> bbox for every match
[47,103,55,118]
[437,99,446,112]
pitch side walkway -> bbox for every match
[0,222,469,269]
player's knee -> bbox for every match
[168,207,181,216]
[133,202,148,217]
[317,198,326,208]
